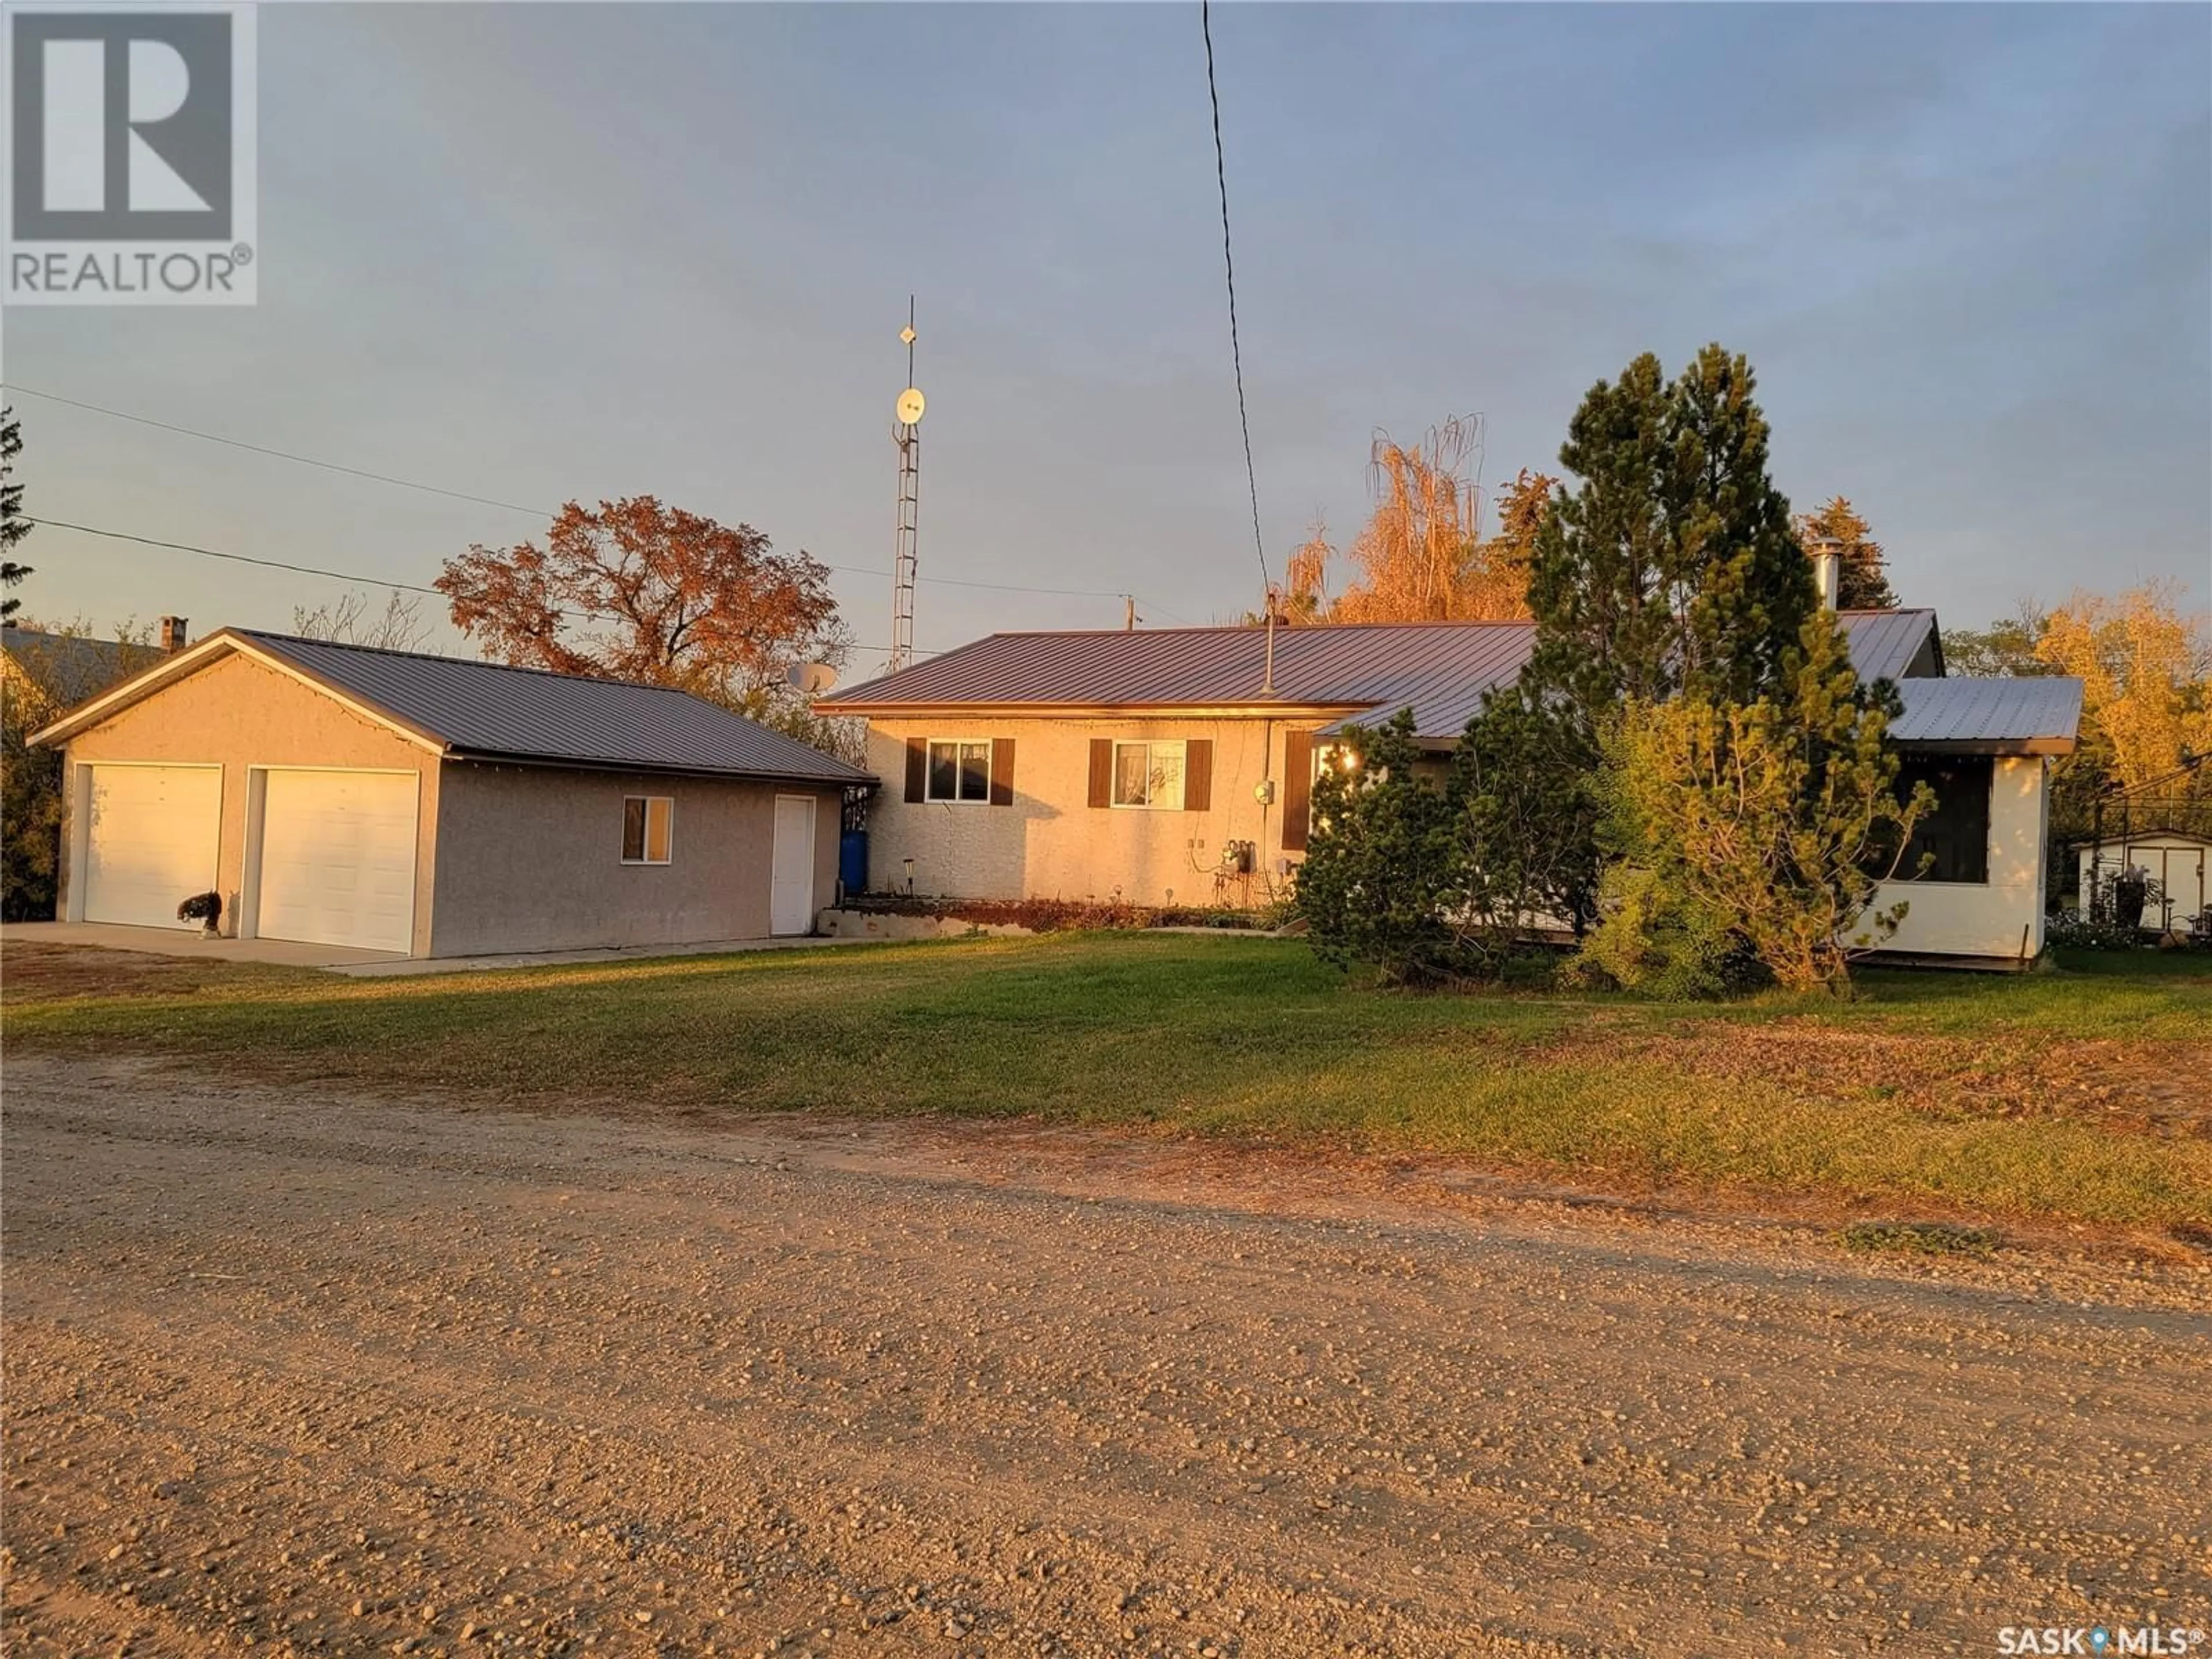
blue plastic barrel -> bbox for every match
[838,829,869,898]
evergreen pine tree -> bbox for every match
[1520,344,1814,729]
[1667,344,1816,705]
[1469,345,1817,935]
[1,408,30,620]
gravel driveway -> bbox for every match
[4,1055,2207,1658]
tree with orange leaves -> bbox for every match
[437,497,850,723]
[2032,581,2212,793]
[1284,423,1551,626]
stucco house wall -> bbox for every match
[56,652,442,955]
[862,714,1338,906]
[1871,756,2051,963]
[429,762,842,956]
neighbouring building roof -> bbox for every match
[820,611,1945,739]
[1888,675,2082,755]
[30,628,875,787]
[2074,828,2212,850]
[2,624,166,692]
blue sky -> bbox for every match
[5,2,2207,677]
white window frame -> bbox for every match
[621,795,675,865]
[1110,738,1188,811]
[924,737,995,805]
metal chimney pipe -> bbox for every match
[1808,539,1841,610]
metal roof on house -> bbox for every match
[32,628,874,786]
[1888,674,2083,754]
[821,611,1943,740]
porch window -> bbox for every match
[622,796,673,865]
[1892,756,1992,884]
[1112,740,1186,810]
[926,739,993,804]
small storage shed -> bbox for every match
[2075,829,2212,930]
[29,628,874,957]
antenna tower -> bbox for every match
[888,298,925,675]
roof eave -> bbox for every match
[1892,736,2078,756]
[813,698,1375,721]
[442,748,874,787]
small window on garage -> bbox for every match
[622,796,673,864]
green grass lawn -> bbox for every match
[6,934,2209,1233]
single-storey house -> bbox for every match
[2075,828,2212,930]
[817,607,2085,968]
[28,628,873,957]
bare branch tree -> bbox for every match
[291,590,434,652]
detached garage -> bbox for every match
[31,628,874,959]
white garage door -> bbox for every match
[256,770,418,953]
[82,764,223,929]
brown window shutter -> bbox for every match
[1281,730,1313,851]
[1183,739,1212,812]
[1088,738,1113,809]
[989,738,1015,806]
[904,738,927,804]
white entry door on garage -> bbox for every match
[254,769,418,953]
[81,764,223,929]
[770,794,817,937]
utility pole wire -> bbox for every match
[1201,0,1271,601]
[0,382,1143,604]
[20,515,938,656]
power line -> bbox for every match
[25,514,459,603]
[7,386,551,518]
[1200,0,1270,600]
[2,382,1145,605]
[20,514,941,656]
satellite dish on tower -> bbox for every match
[896,387,926,426]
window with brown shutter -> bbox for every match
[1183,739,1213,812]
[1281,730,1313,851]
[903,738,927,804]
[922,739,993,803]
[990,738,1016,806]
[1088,738,1113,808]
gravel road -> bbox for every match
[4,1055,2208,1658]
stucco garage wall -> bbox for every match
[861,715,1333,906]
[59,652,441,955]
[1873,756,2050,961]
[430,762,842,956]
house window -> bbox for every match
[926,739,993,803]
[1112,740,1186,810]
[622,796,673,864]
[1892,756,1992,884]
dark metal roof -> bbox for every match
[235,631,873,785]
[822,611,1943,740]
[1889,675,2082,753]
